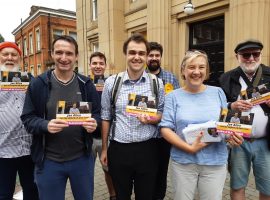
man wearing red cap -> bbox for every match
[0,42,39,200]
[220,39,270,200]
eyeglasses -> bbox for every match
[238,52,261,59]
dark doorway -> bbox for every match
[189,16,224,86]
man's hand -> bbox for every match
[226,133,244,146]
[47,119,69,134]
[100,149,108,167]
[231,100,252,111]
[82,118,98,133]
[265,99,270,107]
[137,114,151,124]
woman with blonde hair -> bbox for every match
[159,50,243,200]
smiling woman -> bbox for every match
[180,50,209,93]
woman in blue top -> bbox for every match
[159,50,243,200]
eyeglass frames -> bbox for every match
[238,52,261,59]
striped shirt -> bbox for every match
[101,71,165,143]
[0,91,32,158]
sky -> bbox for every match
[0,0,76,42]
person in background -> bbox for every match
[219,39,270,200]
[89,51,116,200]
[0,42,39,200]
[160,50,242,200]
[146,41,180,200]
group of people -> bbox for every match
[0,33,269,200]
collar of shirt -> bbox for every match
[123,70,147,84]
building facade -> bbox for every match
[76,0,270,85]
[12,6,77,76]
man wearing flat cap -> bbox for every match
[0,42,39,199]
[219,39,270,200]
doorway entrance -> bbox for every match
[189,16,224,86]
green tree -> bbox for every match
[0,33,4,42]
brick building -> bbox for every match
[12,6,76,76]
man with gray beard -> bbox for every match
[0,42,38,200]
[219,39,270,200]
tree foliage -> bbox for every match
[0,34,4,43]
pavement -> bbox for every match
[15,160,258,200]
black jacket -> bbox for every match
[219,64,270,149]
[21,69,101,167]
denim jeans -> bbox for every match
[35,154,94,200]
[0,155,39,200]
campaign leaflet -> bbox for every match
[125,94,157,119]
[240,83,270,105]
[0,71,30,91]
[94,75,105,92]
[183,121,222,144]
[56,101,92,125]
[216,108,254,138]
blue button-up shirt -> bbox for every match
[101,71,165,143]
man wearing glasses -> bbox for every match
[219,39,270,200]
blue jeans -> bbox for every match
[35,155,94,200]
[0,155,39,200]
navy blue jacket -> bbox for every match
[21,69,101,167]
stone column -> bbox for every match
[226,0,270,69]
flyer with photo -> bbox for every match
[216,108,254,138]
[240,83,270,105]
[0,71,30,91]
[56,101,92,125]
[183,121,222,144]
[125,94,158,118]
[94,75,105,92]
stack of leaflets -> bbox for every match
[216,108,254,138]
[182,120,222,144]
[0,71,30,91]
[56,101,92,125]
[125,94,157,119]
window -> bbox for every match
[69,31,77,40]
[92,0,97,21]
[93,42,99,52]
[35,28,41,52]
[23,38,28,56]
[17,41,21,51]
[53,29,63,41]
[30,65,34,75]
[37,64,42,75]
[29,33,33,54]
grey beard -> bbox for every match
[0,65,19,72]
[240,62,260,74]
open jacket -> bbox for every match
[219,64,270,149]
[21,69,101,167]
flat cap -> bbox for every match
[234,39,263,53]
